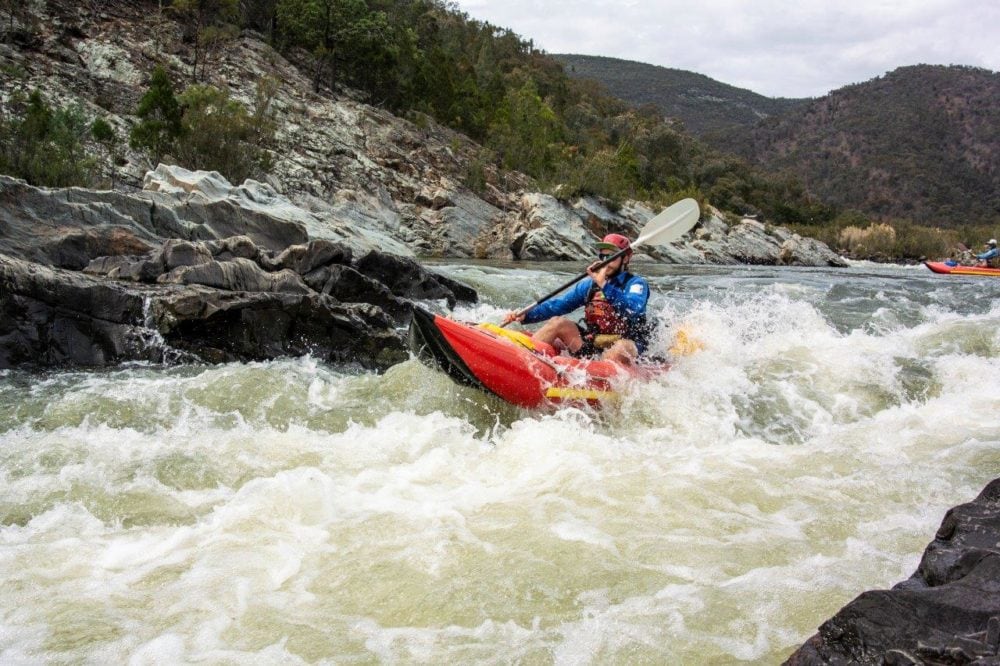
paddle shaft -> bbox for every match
[508,247,628,322]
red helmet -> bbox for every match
[596,233,632,256]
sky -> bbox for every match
[449,0,1000,98]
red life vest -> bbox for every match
[584,285,629,335]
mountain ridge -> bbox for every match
[713,64,1000,225]
[554,54,999,226]
[552,53,808,136]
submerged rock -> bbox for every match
[785,478,1000,664]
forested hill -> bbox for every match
[552,54,806,136]
[0,0,833,232]
[712,65,1000,226]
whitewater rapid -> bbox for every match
[1,262,998,663]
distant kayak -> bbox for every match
[925,261,1000,277]
[408,307,668,408]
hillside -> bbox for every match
[712,65,1000,226]
[552,54,806,136]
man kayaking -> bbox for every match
[502,234,651,365]
[975,239,999,268]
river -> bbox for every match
[1,261,998,663]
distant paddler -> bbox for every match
[975,238,999,268]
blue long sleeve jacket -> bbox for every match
[523,271,651,351]
[976,247,999,261]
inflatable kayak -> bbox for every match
[408,308,668,408]
[925,261,1000,277]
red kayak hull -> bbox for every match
[408,308,666,408]
[925,261,1000,277]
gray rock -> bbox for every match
[354,250,478,307]
[685,212,848,267]
[0,173,307,263]
[512,193,596,260]
[203,235,262,261]
[263,239,352,273]
[0,252,408,370]
[160,239,213,270]
[35,225,155,270]
[0,253,147,367]
[785,478,1000,665]
[151,289,407,368]
[304,264,411,322]
[159,258,311,294]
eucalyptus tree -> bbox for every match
[275,0,400,102]
[170,0,240,81]
[129,66,184,163]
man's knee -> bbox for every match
[604,339,638,364]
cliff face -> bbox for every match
[0,1,843,266]
[0,0,525,258]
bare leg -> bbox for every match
[602,339,638,366]
[532,316,584,354]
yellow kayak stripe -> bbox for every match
[947,267,1000,276]
[545,387,616,401]
[478,323,538,350]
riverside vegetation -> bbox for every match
[1,0,988,262]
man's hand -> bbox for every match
[587,260,612,288]
[502,310,525,326]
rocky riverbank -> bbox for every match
[0,0,848,267]
[786,479,1000,665]
[0,167,476,370]
[0,162,847,372]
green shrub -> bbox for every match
[129,66,184,163]
[0,89,99,187]
[130,68,274,183]
[174,84,271,183]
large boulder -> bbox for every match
[353,250,478,307]
[159,258,311,294]
[303,264,411,322]
[785,478,1000,665]
[141,165,311,250]
[688,212,848,267]
[263,239,352,273]
[151,289,407,368]
[0,253,148,367]
[0,171,309,263]
[38,226,155,270]
[511,193,596,260]
[403,188,507,257]
[0,251,409,370]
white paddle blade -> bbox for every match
[634,198,700,248]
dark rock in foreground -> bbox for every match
[0,253,414,369]
[785,478,1000,665]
